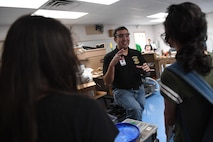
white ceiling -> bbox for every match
[0,0,213,26]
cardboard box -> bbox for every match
[122,118,158,142]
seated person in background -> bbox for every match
[0,15,118,142]
[144,38,153,52]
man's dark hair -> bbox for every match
[113,26,128,37]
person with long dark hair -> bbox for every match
[160,2,213,142]
[0,15,118,142]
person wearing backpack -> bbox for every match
[159,2,213,142]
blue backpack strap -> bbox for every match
[167,62,213,104]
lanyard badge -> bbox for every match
[119,58,126,66]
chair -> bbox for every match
[93,77,126,122]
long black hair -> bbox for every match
[163,2,212,74]
[0,15,80,142]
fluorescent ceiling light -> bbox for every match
[150,18,165,23]
[0,0,48,9]
[76,0,120,5]
[147,12,168,19]
[33,9,88,19]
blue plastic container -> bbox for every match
[115,122,140,142]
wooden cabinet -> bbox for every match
[142,53,157,79]
[75,47,107,101]
[155,57,176,78]
[75,47,106,71]
[142,53,176,79]
[77,81,107,99]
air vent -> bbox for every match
[41,0,79,10]
[46,0,74,7]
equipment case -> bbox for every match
[122,118,159,142]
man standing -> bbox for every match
[103,26,150,121]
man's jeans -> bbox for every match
[113,85,146,121]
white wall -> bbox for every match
[0,12,213,53]
[206,12,213,53]
[153,12,213,53]
[70,24,154,53]
[152,24,169,54]
[0,26,10,41]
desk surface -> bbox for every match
[92,70,103,78]
[155,56,175,60]
[94,91,107,99]
[77,81,96,90]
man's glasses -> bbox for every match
[160,33,166,41]
[115,33,130,38]
[160,33,168,43]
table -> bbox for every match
[155,56,176,78]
